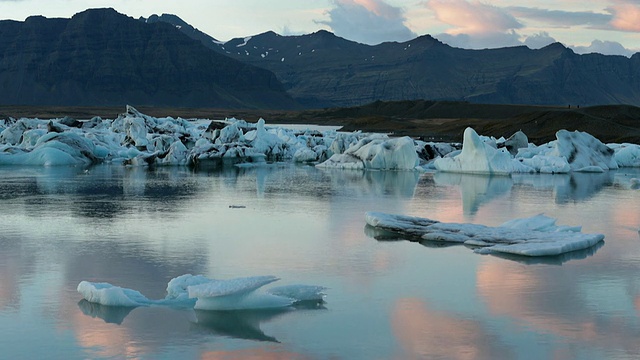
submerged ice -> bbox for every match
[77,274,326,310]
[365,212,604,257]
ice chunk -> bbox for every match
[79,274,326,312]
[188,276,280,298]
[608,143,640,167]
[502,130,528,156]
[551,130,618,171]
[77,281,151,307]
[365,212,603,257]
[267,285,327,302]
[317,136,418,170]
[434,128,533,174]
[165,274,212,300]
[519,130,618,172]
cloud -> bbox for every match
[506,6,612,28]
[571,39,635,57]
[426,0,523,49]
[523,32,557,49]
[608,1,640,32]
[317,0,416,44]
[435,31,522,49]
[427,0,523,35]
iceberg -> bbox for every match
[76,281,152,307]
[0,108,637,172]
[317,135,419,170]
[608,143,640,167]
[365,212,604,257]
[77,274,326,311]
[434,127,622,174]
[516,130,618,173]
[434,128,533,174]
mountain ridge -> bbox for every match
[0,8,297,109]
[152,13,640,108]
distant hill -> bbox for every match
[153,14,640,108]
[0,9,297,109]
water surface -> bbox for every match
[0,164,639,359]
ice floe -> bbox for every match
[77,274,326,310]
[365,212,604,257]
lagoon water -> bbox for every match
[1,164,639,359]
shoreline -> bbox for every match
[2,101,639,145]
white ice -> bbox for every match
[1,108,638,173]
[317,135,419,170]
[434,127,622,174]
[78,274,326,310]
[77,281,152,307]
[608,143,640,167]
[365,212,604,257]
[434,128,533,174]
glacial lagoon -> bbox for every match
[1,164,639,359]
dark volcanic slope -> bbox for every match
[0,9,297,109]
[152,14,640,109]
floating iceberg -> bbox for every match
[77,281,152,307]
[608,143,640,167]
[434,127,621,174]
[317,136,419,170]
[1,108,637,173]
[365,212,604,257]
[518,130,618,173]
[434,128,533,174]
[77,274,326,311]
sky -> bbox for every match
[0,0,639,56]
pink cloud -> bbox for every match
[609,2,640,32]
[427,0,522,35]
[319,0,416,44]
[346,0,402,19]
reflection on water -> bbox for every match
[434,172,513,215]
[77,300,136,325]
[192,309,289,342]
[1,164,640,359]
[512,171,615,203]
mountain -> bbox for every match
[0,9,297,109]
[152,14,640,108]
